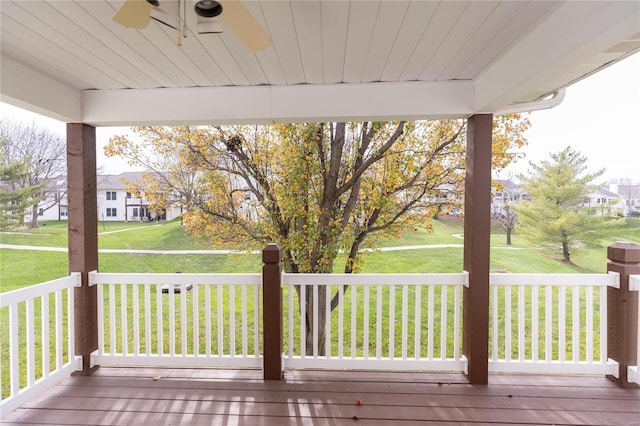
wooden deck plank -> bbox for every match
[3,368,639,425]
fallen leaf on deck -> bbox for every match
[152,376,161,381]
[355,399,363,406]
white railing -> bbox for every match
[0,274,81,417]
[628,274,640,385]
[90,272,262,368]
[281,273,469,372]
[489,273,619,375]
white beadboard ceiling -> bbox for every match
[1,0,638,126]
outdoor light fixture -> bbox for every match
[194,1,223,18]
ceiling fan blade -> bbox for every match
[221,0,272,52]
[113,0,153,29]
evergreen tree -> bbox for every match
[0,160,44,230]
[513,146,619,263]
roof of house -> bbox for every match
[97,172,145,191]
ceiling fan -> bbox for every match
[112,0,272,51]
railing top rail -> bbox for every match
[282,272,468,286]
[489,272,619,287]
[0,272,80,307]
[89,271,261,286]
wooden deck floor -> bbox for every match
[3,367,639,425]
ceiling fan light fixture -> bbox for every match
[146,0,160,6]
[197,18,223,34]
[194,0,223,18]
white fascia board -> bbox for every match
[82,86,273,127]
[0,54,82,122]
[270,81,474,123]
[81,80,474,126]
[474,1,640,113]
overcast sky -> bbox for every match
[1,52,638,184]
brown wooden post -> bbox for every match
[462,113,493,385]
[263,243,283,380]
[67,123,99,375]
[607,242,640,388]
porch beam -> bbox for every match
[462,113,493,385]
[67,123,99,375]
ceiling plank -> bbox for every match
[0,12,123,89]
[342,1,380,83]
[291,0,323,84]
[360,0,410,83]
[243,1,287,85]
[437,1,529,81]
[321,0,350,84]
[400,1,469,81]
[379,1,439,82]
[419,1,499,81]
[259,1,304,84]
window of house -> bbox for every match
[126,192,132,198]
[106,191,117,201]
[133,207,138,217]
[61,210,68,217]
[38,208,44,216]
[106,207,117,217]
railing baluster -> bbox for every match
[600,284,607,363]
[288,284,293,357]
[121,283,128,356]
[338,285,344,359]
[428,285,434,360]
[193,284,199,356]
[532,285,538,362]
[180,284,187,356]
[376,285,382,359]
[56,290,63,369]
[68,286,75,363]
[41,294,50,377]
[518,284,525,361]
[401,285,408,360]
[242,284,248,357]
[363,285,369,359]
[217,285,223,357]
[389,285,395,359]
[9,304,19,396]
[156,284,163,356]
[454,284,461,360]
[414,285,421,360]
[491,285,498,361]
[169,285,175,356]
[133,283,139,355]
[97,284,104,356]
[505,284,512,361]
[572,285,580,362]
[351,285,357,358]
[312,284,318,358]
[300,284,306,359]
[585,286,593,364]
[109,283,116,355]
[254,284,260,357]
[230,285,236,357]
[440,284,447,360]
[144,284,151,356]
[325,284,331,359]
[205,285,211,356]
[558,285,565,362]
[544,285,553,362]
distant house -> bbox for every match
[582,186,627,217]
[33,172,182,222]
[492,179,529,215]
[611,184,640,216]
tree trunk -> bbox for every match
[506,228,512,245]
[300,284,328,356]
[30,203,39,229]
[562,241,571,262]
